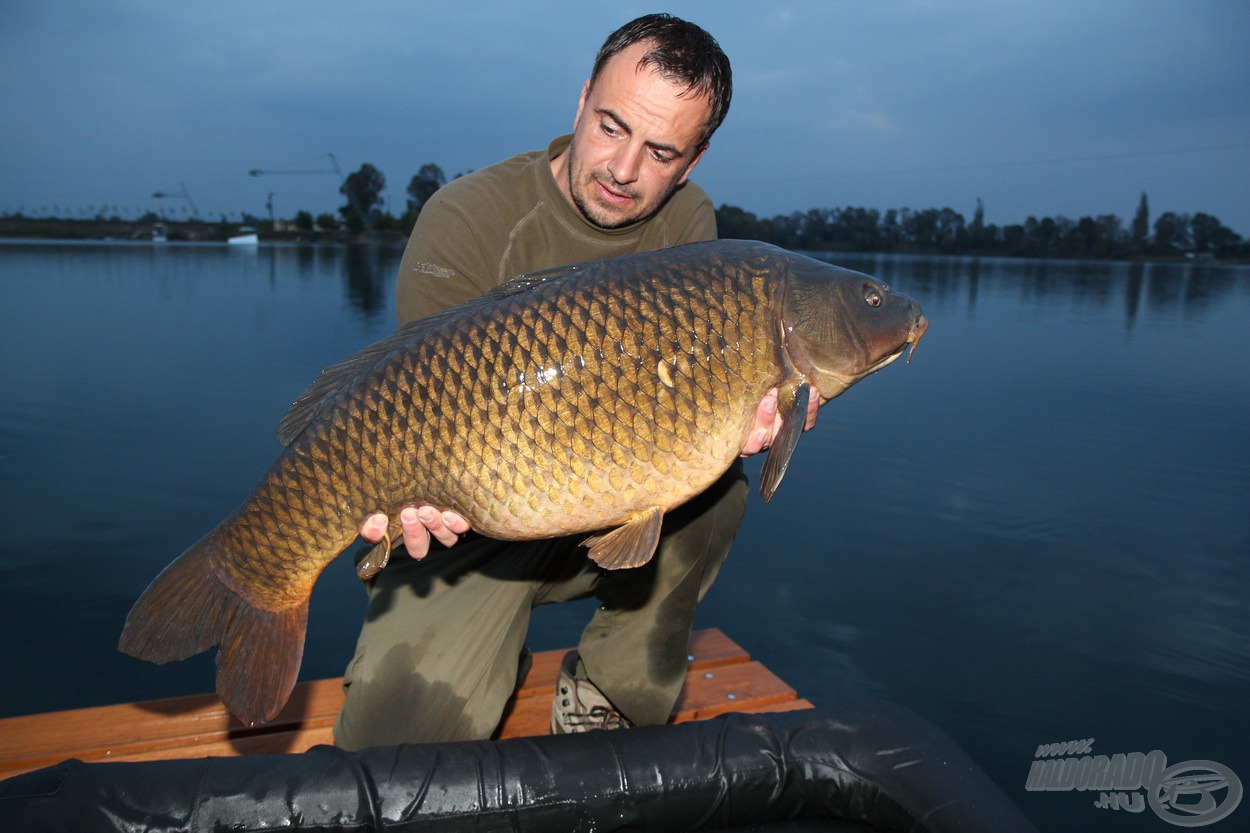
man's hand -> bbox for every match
[739,387,823,456]
[360,506,471,560]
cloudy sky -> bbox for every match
[3,0,1247,234]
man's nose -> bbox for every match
[607,143,642,184]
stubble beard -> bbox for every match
[566,147,674,231]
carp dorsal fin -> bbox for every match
[276,267,585,447]
[758,380,811,502]
[276,310,461,446]
[488,262,587,299]
[582,506,664,570]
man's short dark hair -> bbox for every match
[589,13,732,149]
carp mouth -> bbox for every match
[906,314,929,363]
[811,312,929,400]
[866,312,930,372]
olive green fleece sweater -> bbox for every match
[395,134,717,326]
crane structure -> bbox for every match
[248,154,371,231]
[151,182,199,219]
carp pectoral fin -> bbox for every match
[582,506,664,570]
[759,380,811,503]
[355,531,393,581]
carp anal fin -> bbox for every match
[582,506,664,570]
[119,534,309,727]
[355,532,393,580]
[759,380,811,503]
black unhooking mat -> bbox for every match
[0,701,1036,832]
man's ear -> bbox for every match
[572,79,591,130]
[677,143,709,186]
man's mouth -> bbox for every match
[592,174,637,205]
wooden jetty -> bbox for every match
[0,628,812,780]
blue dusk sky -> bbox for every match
[2,0,1247,233]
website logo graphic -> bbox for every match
[1026,739,1241,827]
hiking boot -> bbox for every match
[550,649,634,734]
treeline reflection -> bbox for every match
[254,243,1248,332]
[261,243,404,320]
[809,251,1250,328]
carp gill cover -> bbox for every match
[120,240,927,726]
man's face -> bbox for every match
[560,41,711,230]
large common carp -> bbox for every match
[120,240,927,726]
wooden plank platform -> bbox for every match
[0,629,812,780]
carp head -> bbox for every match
[780,256,927,401]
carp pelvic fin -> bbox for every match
[582,506,664,570]
[759,380,811,503]
[118,533,309,727]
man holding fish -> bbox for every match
[117,13,924,735]
[334,14,818,748]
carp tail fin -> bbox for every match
[759,380,811,503]
[118,534,238,664]
[119,534,308,727]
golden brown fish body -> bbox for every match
[120,240,927,725]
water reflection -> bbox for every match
[342,243,399,317]
[1,242,1247,833]
[813,250,1250,332]
[233,243,404,320]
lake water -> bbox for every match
[1,240,1247,830]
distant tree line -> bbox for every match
[715,194,1246,260]
[0,161,458,239]
[311,163,1249,261]
[265,161,455,236]
[4,161,1244,260]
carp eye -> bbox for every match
[864,287,883,307]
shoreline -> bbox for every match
[0,217,1241,264]
[0,217,408,246]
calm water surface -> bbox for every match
[1,241,1247,830]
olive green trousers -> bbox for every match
[332,462,747,750]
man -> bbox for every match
[334,14,817,750]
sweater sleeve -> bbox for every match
[394,191,498,327]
